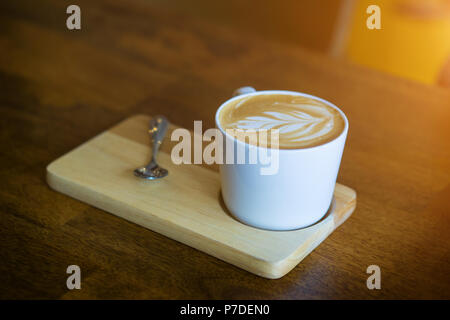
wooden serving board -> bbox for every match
[47,114,356,279]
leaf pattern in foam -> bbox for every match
[233,110,329,139]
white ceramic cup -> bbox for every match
[215,88,348,231]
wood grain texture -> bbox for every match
[0,0,449,299]
[46,114,356,279]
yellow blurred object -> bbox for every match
[344,0,450,85]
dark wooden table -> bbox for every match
[1,0,449,299]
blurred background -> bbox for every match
[157,0,450,88]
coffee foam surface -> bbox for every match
[219,94,345,149]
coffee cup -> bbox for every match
[215,87,348,231]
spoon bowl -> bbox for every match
[134,165,168,180]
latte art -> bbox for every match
[219,94,345,149]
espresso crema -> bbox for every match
[218,94,346,149]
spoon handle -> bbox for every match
[149,115,168,163]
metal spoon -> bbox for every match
[134,115,169,180]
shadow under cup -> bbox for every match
[215,90,349,231]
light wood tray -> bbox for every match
[47,115,356,279]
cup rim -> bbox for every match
[214,90,349,153]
